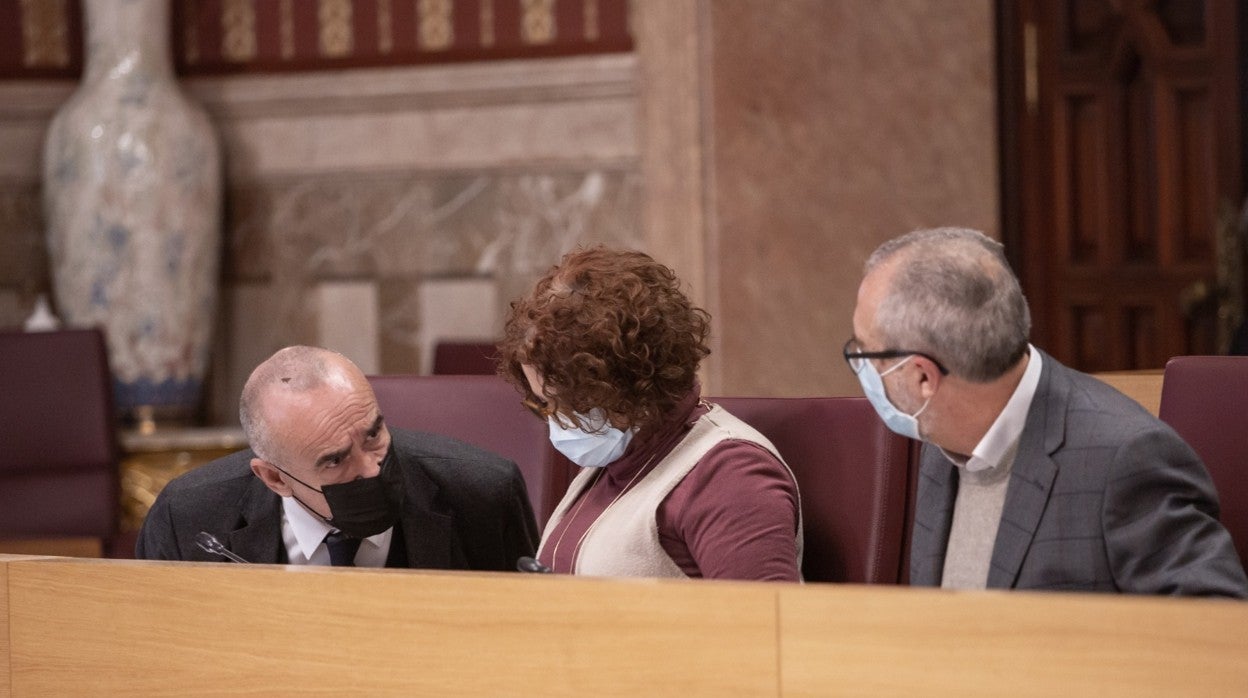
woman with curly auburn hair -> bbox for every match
[497,246,802,581]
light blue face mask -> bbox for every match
[855,356,930,441]
[547,408,636,468]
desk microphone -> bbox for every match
[195,531,250,563]
[516,556,552,573]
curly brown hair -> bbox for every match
[497,246,711,432]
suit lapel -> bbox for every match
[395,452,463,570]
[986,352,1064,588]
[226,477,286,564]
[910,444,958,586]
[215,445,462,568]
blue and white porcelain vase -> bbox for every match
[44,0,221,424]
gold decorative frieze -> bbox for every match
[377,0,394,53]
[280,0,295,59]
[222,0,257,62]
[479,0,494,47]
[183,0,201,64]
[19,0,70,68]
[418,0,454,52]
[319,0,354,57]
[626,0,636,43]
[521,0,556,45]
[318,0,353,57]
[584,0,598,41]
[0,0,635,77]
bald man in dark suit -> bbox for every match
[138,346,537,569]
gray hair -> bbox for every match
[865,227,1030,382]
[238,346,352,462]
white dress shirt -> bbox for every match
[940,345,1042,589]
[280,496,393,567]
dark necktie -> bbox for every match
[324,530,362,567]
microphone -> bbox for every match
[516,556,552,573]
[195,531,250,563]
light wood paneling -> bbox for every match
[1,558,9,698]
[1093,368,1164,416]
[0,537,102,558]
[7,558,777,697]
[779,584,1248,697]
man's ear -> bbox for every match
[914,356,944,400]
[251,458,293,496]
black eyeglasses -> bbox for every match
[842,337,950,376]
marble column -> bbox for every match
[634,0,998,397]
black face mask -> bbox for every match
[276,450,405,539]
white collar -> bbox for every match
[280,495,389,560]
[941,344,1043,473]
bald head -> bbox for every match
[239,346,363,462]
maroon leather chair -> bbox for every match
[712,396,914,584]
[0,328,121,555]
[431,341,500,376]
[368,374,563,525]
[1158,356,1248,567]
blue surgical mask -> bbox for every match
[856,356,930,441]
[547,408,636,468]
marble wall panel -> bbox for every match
[377,276,423,375]
[317,279,381,375]
[226,169,640,285]
[707,0,998,397]
[208,167,640,422]
[213,100,637,179]
[183,56,638,181]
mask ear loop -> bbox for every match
[265,463,336,524]
[911,395,932,420]
[270,463,325,494]
[879,355,933,420]
[878,354,913,378]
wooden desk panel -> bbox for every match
[7,558,778,697]
[1,555,47,698]
[779,584,1248,697]
[1,560,8,698]
[7,557,1248,697]
[0,537,102,558]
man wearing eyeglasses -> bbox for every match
[846,227,1246,596]
[137,345,538,570]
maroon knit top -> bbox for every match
[538,387,801,581]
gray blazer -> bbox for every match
[911,351,1248,596]
[136,428,539,571]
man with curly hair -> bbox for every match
[497,246,802,580]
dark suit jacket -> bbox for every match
[136,428,539,571]
[911,351,1248,596]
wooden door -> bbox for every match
[1000,0,1243,371]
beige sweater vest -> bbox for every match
[540,405,804,578]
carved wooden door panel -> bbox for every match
[1001,0,1242,371]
